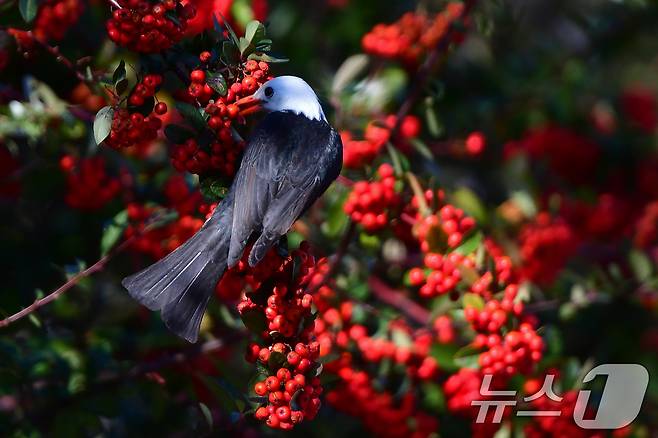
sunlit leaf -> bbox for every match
[93,106,114,145]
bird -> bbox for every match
[122,76,343,343]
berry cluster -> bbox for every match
[105,74,165,150]
[124,202,203,259]
[251,355,323,429]
[344,163,400,233]
[504,126,601,186]
[314,290,440,436]
[236,244,323,429]
[405,201,481,298]
[60,156,120,211]
[464,286,523,333]
[361,3,464,64]
[409,252,473,298]
[33,0,83,41]
[106,0,195,53]
[484,238,515,285]
[419,204,476,249]
[124,176,207,259]
[433,315,455,344]
[171,138,242,178]
[172,59,270,177]
[473,323,544,378]
[342,115,420,168]
[444,369,509,438]
[188,59,270,106]
[326,370,438,438]
[519,212,579,285]
[523,390,604,438]
[162,173,204,216]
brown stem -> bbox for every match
[368,276,430,325]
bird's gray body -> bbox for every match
[122,110,342,342]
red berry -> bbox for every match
[154,102,167,115]
[190,69,206,83]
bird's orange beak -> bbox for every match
[235,95,263,116]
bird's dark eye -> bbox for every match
[264,87,274,98]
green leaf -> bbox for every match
[430,343,459,372]
[93,106,114,145]
[455,231,482,255]
[424,97,443,138]
[359,232,380,249]
[238,37,251,55]
[247,53,289,63]
[629,249,653,282]
[101,210,128,256]
[244,20,266,45]
[29,313,42,328]
[112,60,126,85]
[332,54,370,96]
[422,382,446,412]
[462,293,485,310]
[391,328,413,348]
[410,138,433,159]
[451,187,487,225]
[206,71,228,96]
[216,12,239,45]
[19,0,39,22]
[221,40,241,65]
[453,350,480,369]
[175,102,207,132]
[115,78,129,97]
[198,403,213,430]
[321,189,348,237]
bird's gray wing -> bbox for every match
[227,112,342,267]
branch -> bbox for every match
[0,237,135,328]
[368,276,430,325]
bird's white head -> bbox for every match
[236,75,326,122]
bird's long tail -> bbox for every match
[122,195,234,343]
